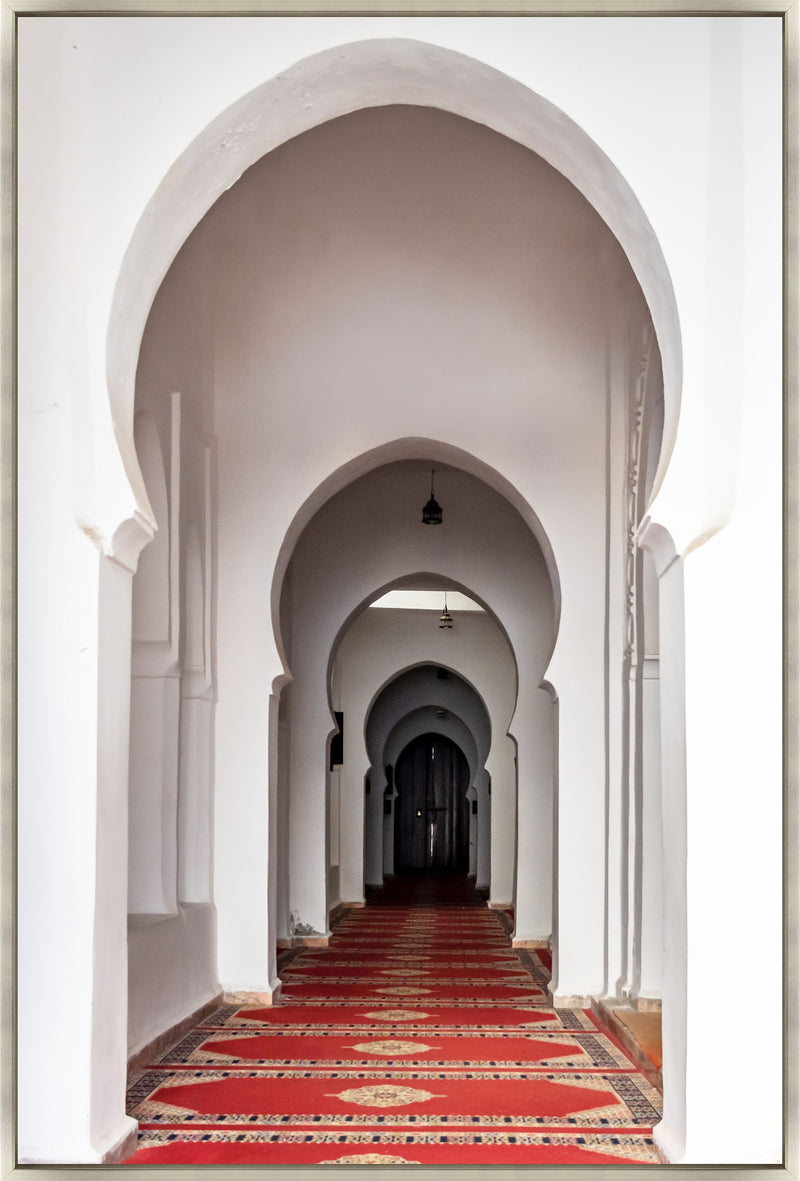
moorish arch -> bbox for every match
[105,38,681,565]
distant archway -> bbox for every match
[394,734,471,874]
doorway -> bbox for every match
[394,733,470,873]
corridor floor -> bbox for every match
[124,875,662,1166]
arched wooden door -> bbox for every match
[394,734,470,872]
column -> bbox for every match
[18,548,140,1162]
[513,683,555,943]
[487,737,516,905]
[637,657,663,1003]
[363,766,386,887]
[474,770,491,891]
[546,606,607,1003]
[287,692,331,938]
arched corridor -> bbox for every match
[274,455,555,942]
[14,17,784,1170]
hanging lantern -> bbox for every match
[422,468,443,525]
[438,592,453,629]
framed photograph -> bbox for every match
[3,5,794,1178]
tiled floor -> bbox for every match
[612,1008,663,1069]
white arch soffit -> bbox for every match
[326,577,518,724]
[381,708,483,780]
[283,441,557,687]
[363,662,494,758]
[108,38,681,541]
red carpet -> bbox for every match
[124,885,661,1165]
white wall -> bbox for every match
[127,906,218,1058]
[15,16,783,1166]
[126,222,220,1057]
[514,683,556,942]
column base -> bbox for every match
[101,1117,141,1164]
[278,934,331,950]
[224,980,282,1005]
[653,1119,681,1164]
[291,934,329,948]
[590,998,662,1094]
[549,992,591,1007]
[631,994,662,1012]
[19,1115,140,1165]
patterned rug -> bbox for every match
[123,900,662,1165]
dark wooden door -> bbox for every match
[394,734,470,872]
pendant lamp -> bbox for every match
[422,469,443,525]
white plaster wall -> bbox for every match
[514,684,556,941]
[639,664,663,1000]
[15,16,783,1166]
[125,219,221,1055]
[637,547,663,1001]
[485,736,520,907]
[127,676,180,914]
[128,404,181,917]
[127,905,219,1058]
[675,352,782,1161]
[640,535,688,1162]
[276,688,291,943]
